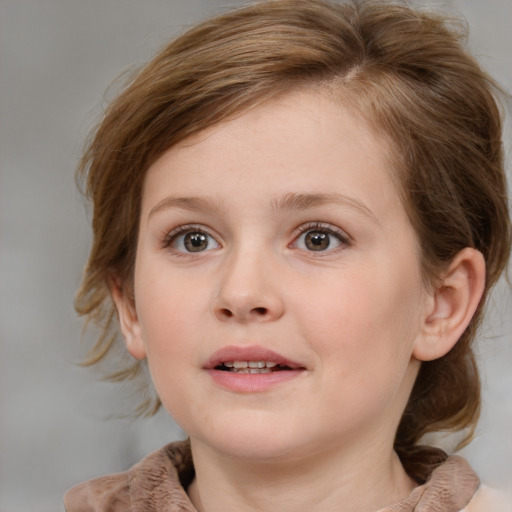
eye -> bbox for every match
[166,227,220,253]
[293,223,349,252]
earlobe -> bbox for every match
[109,277,147,360]
[413,248,486,362]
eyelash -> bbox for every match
[161,221,351,255]
[292,222,351,253]
[162,224,220,254]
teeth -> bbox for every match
[217,361,286,373]
[229,367,272,374]
[248,361,266,368]
[225,361,277,369]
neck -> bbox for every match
[187,438,416,512]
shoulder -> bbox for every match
[462,485,512,512]
[63,440,194,512]
[64,471,131,512]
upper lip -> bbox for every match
[204,345,305,369]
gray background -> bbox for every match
[1,1,511,510]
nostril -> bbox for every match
[214,302,276,322]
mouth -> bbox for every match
[215,361,295,374]
[204,346,306,392]
[204,345,305,373]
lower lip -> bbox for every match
[205,369,304,392]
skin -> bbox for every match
[113,89,485,512]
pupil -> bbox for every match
[184,232,208,252]
[305,231,329,251]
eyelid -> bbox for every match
[291,221,352,251]
[162,224,221,252]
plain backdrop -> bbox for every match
[0,1,511,510]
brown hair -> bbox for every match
[76,0,511,453]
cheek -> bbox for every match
[137,260,208,332]
[135,274,205,371]
[136,297,198,421]
[299,269,423,382]
[307,289,420,428]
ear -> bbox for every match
[413,248,486,362]
[109,277,147,360]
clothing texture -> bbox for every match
[64,440,506,511]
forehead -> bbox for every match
[149,90,389,175]
[141,89,404,226]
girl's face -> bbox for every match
[117,90,434,462]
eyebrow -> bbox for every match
[272,192,380,225]
[149,196,223,218]
[148,192,379,225]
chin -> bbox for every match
[212,440,300,463]
[193,421,322,464]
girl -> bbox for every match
[65,0,511,510]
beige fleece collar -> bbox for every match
[64,440,480,511]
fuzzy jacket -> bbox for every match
[64,440,509,511]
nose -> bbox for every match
[213,249,285,323]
